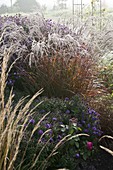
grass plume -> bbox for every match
[0,48,43,170]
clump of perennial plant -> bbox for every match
[17,95,103,169]
[0,14,103,99]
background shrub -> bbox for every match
[89,59,113,136]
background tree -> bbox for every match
[57,0,67,9]
[13,0,40,13]
[0,4,8,14]
[41,4,47,11]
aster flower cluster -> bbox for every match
[6,71,20,87]
[78,108,103,137]
[31,96,102,139]
[24,95,102,163]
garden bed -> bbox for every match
[76,149,113,170]
[0,14,113,170]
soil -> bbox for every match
[76,149,113,170]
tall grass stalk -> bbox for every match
[0,49,44,170]
[99,135,113,156]
[38,134,90,170]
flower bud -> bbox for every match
[87,141,93,150]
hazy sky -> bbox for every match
[0,0,113,9]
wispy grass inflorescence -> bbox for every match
[0,48,44,170]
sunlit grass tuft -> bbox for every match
[0,49,44,170]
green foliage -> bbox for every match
[15,96,102,169]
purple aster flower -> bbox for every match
[46,123,51,128]
[94,121,99,125]
[29,119,35,124]
[81,120,85,124]
[97,133,101,136]
[95,131,101,136]
[97,130,103,136]
[97,113,100,116]
[49,137,54,143]
[84,129,88,133]
[98,129,103,134]
[40,110,45,113]
[93,111,99,116]
[76,153,80,158]
[59,122,63,125]
[65,110,70,114]
[92,117,98,121]
[88,109,95,114]
[87,124,91,128]
[8,80,14,86]
[65,97,69,101]
[38,130,44,135]
[92,127,97,131]
[78,123,82,127]
[93,131,98,135]
[52,117,57,121]
[49,129,53,135]
[41,138,46,143]
[58,135,62,140]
